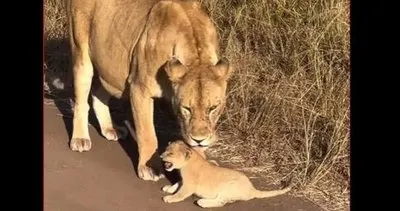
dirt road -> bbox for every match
[44,101,322,211]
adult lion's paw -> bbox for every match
[102,126,128,141]
[138,165,164,181]
[70,138,92,152]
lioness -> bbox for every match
[160,141,293,208]
[66,0,233,181]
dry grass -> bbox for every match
[44,0,350,210]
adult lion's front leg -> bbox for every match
[130,85,164,181]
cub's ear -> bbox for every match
[212,58,234,80]
[164,57,188,83]
[184,148,192,160]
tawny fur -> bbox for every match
[160,141,292,208]
[66,0,233,181]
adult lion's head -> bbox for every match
[165,58,233,148]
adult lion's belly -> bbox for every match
[89,27,132,99]
[90,48,130,99]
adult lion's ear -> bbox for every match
[165,57,188,83]
[212,58,234,80]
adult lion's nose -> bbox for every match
[190,135,209,143]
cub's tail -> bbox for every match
[252,184,293,199]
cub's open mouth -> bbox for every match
[164,162,173,170]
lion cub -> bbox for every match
[160,140,292,208]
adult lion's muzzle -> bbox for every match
[186,132,217,147]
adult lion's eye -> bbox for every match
[208,104,219,113]
[181,106,191,116]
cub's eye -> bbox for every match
[208,104,219,113]
[181,106,191,116]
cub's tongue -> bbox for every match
[164,162,172,169]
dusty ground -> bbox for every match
[44,98,323,211]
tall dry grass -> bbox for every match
[44,0,350,210]
[201,0,350,210]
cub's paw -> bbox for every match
[196,199,224,208]
[162,185,173,193]
[162,183,179,194]
[163,195,177,203]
